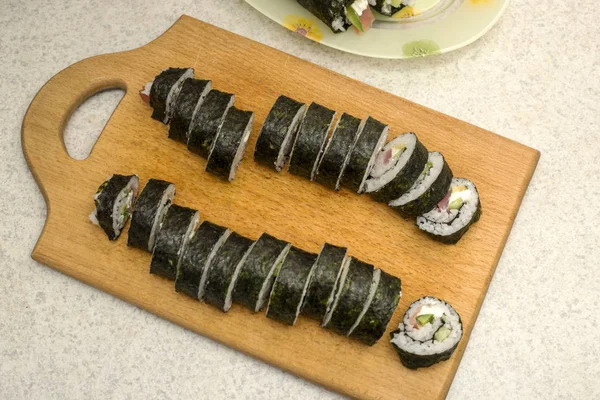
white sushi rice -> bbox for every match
[389,152,443,207]
[347,268,381,336]
[322,256,352,327]
[309,113,336,181]
[274,104,307,172]
[357,123,389,193]
[228,113,254,182]
[197,229,231,301]
[364,133,417,193]
[351,0,370,15]
[223,241,257,312]
[147,184,176,252]
[164,68,194,123]
[331,16,346,32]
[184,81,213,143]
[255,244,291,312]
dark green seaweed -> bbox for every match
[296,0,353,33]
[420,201,482,244]
[370,0,406,16]
[149,68,190,123]
[187,90,235,158]
[94,174,137,241]
[168,79,211,143]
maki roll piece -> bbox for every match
[205,107,254,181]
[288,102,336,181]
[390,296,463,369]
[417,178,482,244]
[187,90,235,158]
[203,232,254,312]
[168,79,212,144]
[89,174,139,241]
[149,205,200,280]
[127,179,176,252]
[364,132,429,203]
[296,0,375,33]
[175,221,230,299]
[303,244,348,321]
[233,233,291,312]
[341,116,389,193]
[315,113,362,190]
[266,247,318,326]
[370,0,415,16]
[389,152,453,218]
[141,67,194,124]
[348,270,402,346]
[254,95,306,172]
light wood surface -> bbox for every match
[21,16,539,400]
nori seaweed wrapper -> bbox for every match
[93,174,138,241]
[419,201,482,244]
[370,0,406,16]
[187,89,235,158]
[168,79,211,144]
[149,68,190,123]
[296,0,353,33]
[389,329,460,369]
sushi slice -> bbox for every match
[254,95,306,172]
[168,79,212,144]
[296,0,375,33]
[187,89,235,158]
[175,221,230,299]
[205,107,254,181]
[341,116,388,193]
[416,178,482,244]
[390,296,463,369]
[89,174,139,241]
[370,0,415,16]
[203,232,254,312]
[233,233,291,312]
[364,132,428,203]
[141,68,194,124]
[127,179,176,252]
[315,113,362,190]
[348,270,402,345]
[303,243,348,321]
[389,152,453,218]
[149,205,200,280]
[266,247,318,325]
[288,102,336,181]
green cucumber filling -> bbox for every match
[421,161,434,177]
[434,326,451,342]
[416,314,434,326]
[391,144,407,160]
[345,6,363,32]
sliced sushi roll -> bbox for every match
[187,89,235,158]
[168,79,212,144]
[127,179,176,252]
[233,233,291,312]
[254,95,306,172]
[205,107,254,181]
[296,0,375,33]
[364,132,428,203]
[390,296,463,369]
[303,243,348,321]
[89,174,139,241]
[140,68,194,124]
[341,116,389,193]
[175,221,230,299]
[288,102,336,181]
[266,247,318,325]
[369,0,415,16]
[149,205,200,280]
[315,113,362,190]
[417,178,482,244]
[203,232,254,312]
[389,152,453,218]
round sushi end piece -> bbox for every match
[149,205,200,281]
[389,152,453,218]
[187,90,235,158]
[288,102,336,181]
[89,174,139,241]
[341,116,389,193]
[127,179,176,252]
[148,68,194,124]
[390,296,463,369]
[417,178,482,244]
[205,108,254,182]
[303,243,348,321]
[315,113,362,191]
[233,233,291,313]
[168,79,212,144]
[254,95,306,172]
[364,133,429,203]
[266,247,318,326]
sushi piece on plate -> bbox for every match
[187,89,235,158]
[296,0,375,33]
[89,174,139,241]
[168,79,212,144]
[140,67,194,124]
[390,296,463,369]
[370,0,415,16]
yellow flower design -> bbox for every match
[470,0,495,4]
[284,15,324,42]
[393,6,416,19]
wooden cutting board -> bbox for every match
[22,16,539,400]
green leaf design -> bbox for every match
[402,40,441,58]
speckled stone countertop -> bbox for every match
[1,0,599,399]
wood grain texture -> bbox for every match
[21,16,539,400]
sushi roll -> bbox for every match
[416,178,482,244]
[348,270,402,345]
[175,221,230,299]
[140,67,194,124]
[168,79,212,144]
[254,95,306,172]
[302,244,348,321]
[288,102,336,181]
[89,174,139,241]
[205,107,254,181]
[149,205,200,280]
[266,247,318,325]
[203,232,254,312]
[390,296,463,369]
[389,152,453,218]
[127,179,176,252]
[315,113,362,190]
[341,116,388,193]
[233,233,291,312]
[296,0,375,33]
[364,132,429,203]
[369,0,415,16]
[187,89,235,158]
